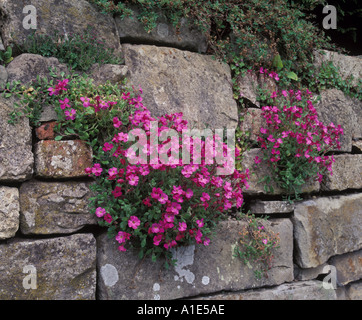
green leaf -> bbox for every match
[54,135,63,141]
[272,54,283,71]
[286,71,298,81]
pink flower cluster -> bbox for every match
[86,89,249,253]
[48,79,77,120]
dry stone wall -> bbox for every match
[0,0,361,300]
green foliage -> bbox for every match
[0,46,14,65]
[19,27,123,71]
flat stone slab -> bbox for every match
[0,96,33,182]
[97,218,293,300]
[249,200,295,215]
[322,154,362,191]
[292,193,362,268]
[329,250,362,286]
[0,186,19,239]
[0,234,96,300]
[198,280,336,300]
[34,140,92,178]
[122,44,238,130]
[19,180,97,235]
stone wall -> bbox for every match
[0,0,361,300]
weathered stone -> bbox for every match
[35,121,57,140]
[97,219,293,300]
[292,193,362,268]
[39,105,58,122]
[88,63,128,87]
[123,44,238,130]
[294,263,329,281]
[115,7,208,53]
[0,186,19,239]
[0,234,96,300]
[322,154,362,191]
[19,180,96,235]
[6,53,69,86]
[0,0,120,51]
[249,200,295,215]
[0,96,33,182]
[198,280,336,300]
[345,280,362,300]
[0,64,8,88]
[329,250,362,286]
[314,50,362,87]
[241,148,319,195]
[34,140,92,178]
[352,140,362,153]
[238,71,278,107]
[315,89,360,152]
[239,108,264,142]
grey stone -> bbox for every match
[97,218,293,300]
[0,65,8,89]
[88,63,128,87]
[6,53,69,86]
[239,108,264,142]
[294,263,329,281]
[315,89,360,152]
[115,7,208,53]
[249,200,295,215]
[292,193,362,268]
[0,0,120,51]
[19,180,97,235]
[198,280,336,300]
[0,233,97,300]
[0,186,19,239]
[345,280,362,300]
[329,250,362,286]
[0,96,33,182]
[322,154,362,191]
[122,44,238,130]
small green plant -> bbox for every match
[0,46,13,65]
[19,27,123,71]
[234,213,280,280]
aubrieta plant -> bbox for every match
[255,88,343,201]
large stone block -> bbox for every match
[34,140,92,178]
[0,186,19,239]
[0,0,120,50]
[322,154,362,191]
[97,219,293,300]
[19,180,97,235]
[0,96,33,182]
[315,89,361,152]
[0,234,97,300]
[122,44,238,130]
[292,193,362,268]
[115,7,207,53]
[198,280,336,300]
[329,250,362,286]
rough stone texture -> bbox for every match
[0,186,19,239]
[294,263,329,281]
[123,44,238,130]
[322,154,362,191]
[0,233,96,300]
[115,7,208,53]
[314,50,362,87]
[315,89,361,152]
[241,148,319,195]
[352,140,362,153]
[239,108,264,142]
[6,53,69,86]
[198,280,336,300]
[97,219,293,300]
[249,200,295,215]
[88,63,128,87]
[0,96,33,182]
[238,71,278,107]
[0,0,120,50]
[292,193,362,268]
[345,280,362,300]
[0,64,8,88]
[34,140,92,178]
[19,180,96,235]
[39,105,58,122]
[329,250,362,286]
[35,121,56,140]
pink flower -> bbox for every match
[64,108,76,120]
[127,174,139,186]
[128,216,141,229]
[153,234,163,246]
[262,239,268,245]
[260,127,268,134]
[112,186,123,198]
[95,207,106,218]
[92,163,103,176]
[103,142,114,152]
[104,214,113,223]
[113,117,122,128]
[200,192,210,202]
[59,98,70,109]
[196,218,204,228]
[178,222,187,232]
[185,189,193,199]
[203,237,210,246]
[254,156,262,164]
[116,231,131,244]
[149,223,164,234]
[118,245,127,252]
